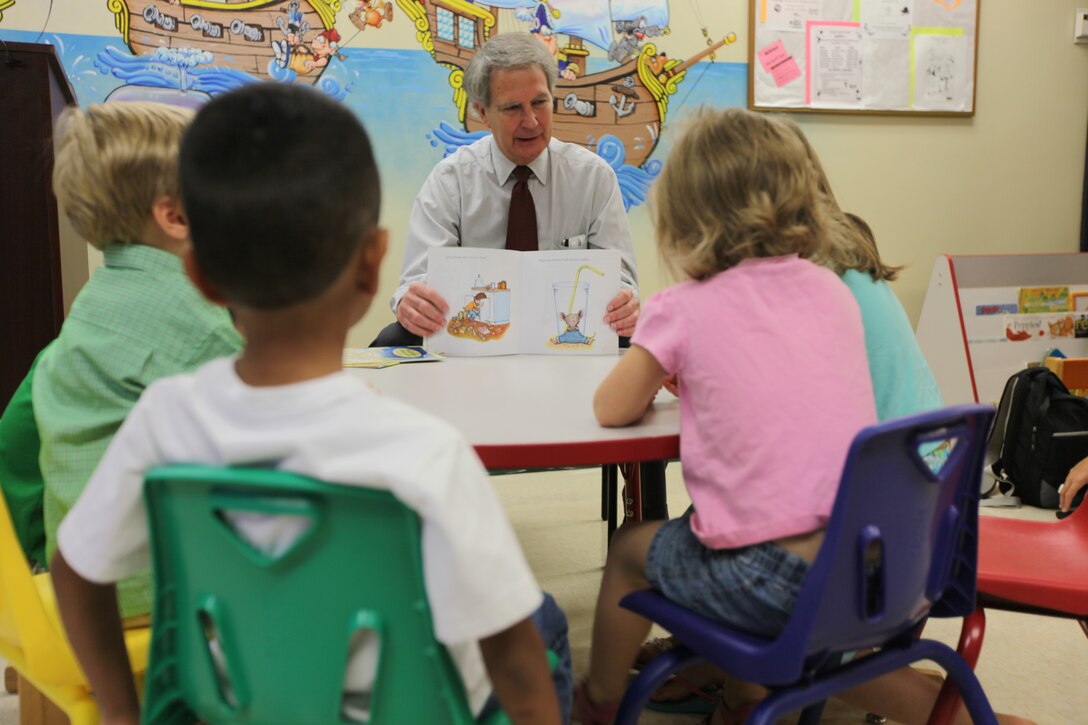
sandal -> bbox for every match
[573,679,620,725]
[645,675,720,714]
[705,697,758,725]
[633,634,678,668]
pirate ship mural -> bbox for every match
[0,0,743,211]
[83,0,367,105]
[107,0,343,84]
[397,0,736,171]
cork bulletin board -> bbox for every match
[749,0,979,116]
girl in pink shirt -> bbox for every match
[576,108,1036,725]
[575,107,877,723]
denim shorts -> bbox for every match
[476,592,571,723]
[644,509,810,638]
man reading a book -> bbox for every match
[373,32,640,347]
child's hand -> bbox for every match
[662,373,679,397]
[604,289,640,337]
[1061,455,1088,511]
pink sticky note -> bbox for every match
[770,56,801,87]
[758,40,789,72]
[757,40,802,88]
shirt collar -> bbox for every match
[103,244,185,274]
[489,135,551,188]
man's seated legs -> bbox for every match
[369,320,423,347]
[639,460,669,521]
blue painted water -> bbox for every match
[0,28,748,209]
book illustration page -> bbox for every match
[426,248,520,356]
[446,276,513,342]
[551,266,603,348]
[521,250,621,356]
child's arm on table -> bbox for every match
[594,344,668,427]
[479,616,560,724]
[51,551,140,725]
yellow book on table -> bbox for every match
[342,346,443,369]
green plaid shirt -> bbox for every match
[33,244,243,617]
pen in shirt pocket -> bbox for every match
[560,234,588,249]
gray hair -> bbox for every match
[464,32,558,110]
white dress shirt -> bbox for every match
[392,135,639,312]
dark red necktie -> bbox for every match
[505,165,538,252]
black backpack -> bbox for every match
[986,366,1088,509]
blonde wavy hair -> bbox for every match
[651,107,831,281]
[52,102,193,249]
[773,115,901,282]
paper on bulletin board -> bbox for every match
[751,31,808,107]
[910,28,967,112]
[858,32,910,108]
[806,22,863,108]
[860,0,914,39]
[765,0,822,32]
[757,40,802,87]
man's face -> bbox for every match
[476,65,553,167]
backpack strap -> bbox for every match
[982,374,1018,497]
[979,368,1049,507]
[980,491,1021,508]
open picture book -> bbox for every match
[425,248,621,356]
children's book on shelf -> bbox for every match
[343,346,443,368]
[1018,286,1071,314]
[426,248,621,356]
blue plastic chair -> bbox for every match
[617,404,998,725]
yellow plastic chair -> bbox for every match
[0,485,151,725]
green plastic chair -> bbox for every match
[141,464,514,725]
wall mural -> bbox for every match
[1,0,748,211]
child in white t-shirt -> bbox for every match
[50,83,568,725]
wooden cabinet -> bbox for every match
[0,42,82,409]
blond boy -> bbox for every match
[35,102,243,618]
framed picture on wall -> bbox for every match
[1072,292,1088,313]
